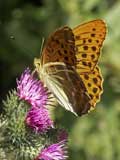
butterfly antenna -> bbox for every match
[40,37,45,55]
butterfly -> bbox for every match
[34,19,107,116]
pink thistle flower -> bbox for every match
[35,140,68,160]
[17,68,48,107]
[25,106,54,133]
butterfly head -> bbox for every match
[34,58,41,72]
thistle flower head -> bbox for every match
[35,140,68,160]
[25,106,54,133]
[17,68,48,107]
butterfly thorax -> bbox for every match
[34,58,65,81]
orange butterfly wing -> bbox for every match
[73,19,106,72]
[73,19,106,108]
[41,26,76,66]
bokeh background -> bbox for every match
[0,0,120,160]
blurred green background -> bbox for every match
[0,0,120,160]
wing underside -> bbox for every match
[43,62,91,116]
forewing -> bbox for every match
[41,26,76,66]
[73,19,106,73]
[44,63,91,116]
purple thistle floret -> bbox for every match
[17,68,48,108]
[25,106,54,133]
[35,140,68,160]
